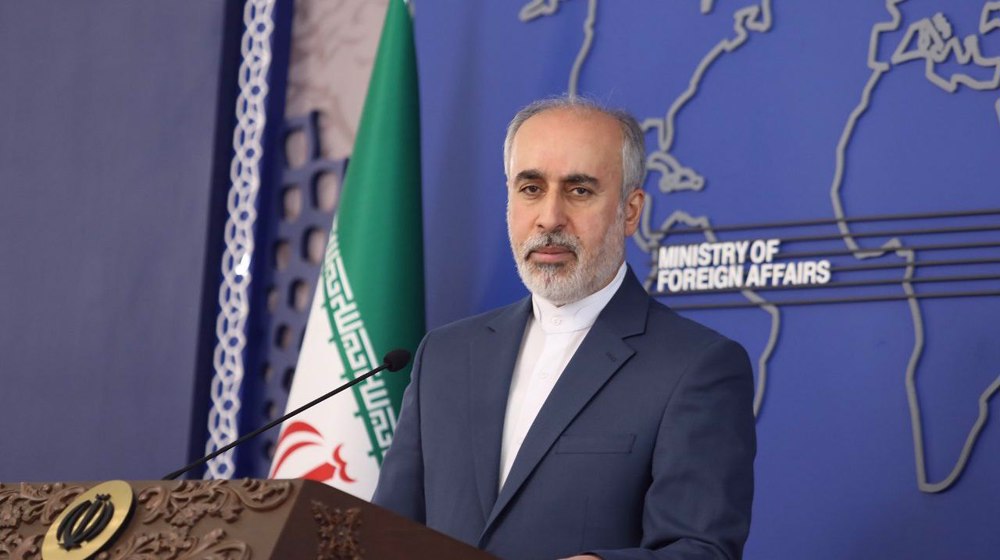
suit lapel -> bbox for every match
[482,268,649,534]
[469,298,531,522]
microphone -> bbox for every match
[163,348,412,480]
[382,348,411,372]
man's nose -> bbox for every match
[535,191,567,231]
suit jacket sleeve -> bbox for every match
[371,333,428,523]
[590,338,756,560]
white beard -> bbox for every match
[508,209,625,305]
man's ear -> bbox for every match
[623,188,645,237]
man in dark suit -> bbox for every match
[373,97,756,559]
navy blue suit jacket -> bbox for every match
[373,269,755,559]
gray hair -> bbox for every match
[502,96,646,199]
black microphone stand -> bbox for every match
[163,349,410,480]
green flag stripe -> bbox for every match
[319,0,424,464]
[320,227,395,463]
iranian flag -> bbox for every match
[269,0,424,500]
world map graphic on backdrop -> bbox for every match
[519,0,1000,494]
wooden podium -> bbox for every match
[0,479,496,559]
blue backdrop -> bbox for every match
[0,0,241,481]
[413,2,1000,559]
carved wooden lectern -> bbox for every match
[0,479,496,559]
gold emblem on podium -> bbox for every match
[43,480,135,560]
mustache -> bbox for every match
[521,230,580,258]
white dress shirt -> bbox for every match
[498,262,627,489]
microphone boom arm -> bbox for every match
[163,349,410,480]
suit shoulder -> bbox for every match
[425,299,527,341]
[645,297,746,354]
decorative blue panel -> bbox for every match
[238,111,346,478]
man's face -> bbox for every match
[506,108,644,305]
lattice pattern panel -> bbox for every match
[240,111,346,478]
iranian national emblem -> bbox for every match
[270,421,356,484]
[43,480,134,560]
[57,493,114,549]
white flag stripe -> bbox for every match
[269,259,382,499]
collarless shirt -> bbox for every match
[498,262,628,490]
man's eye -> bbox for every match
[571,187,592,196]
[521,185,541,194]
